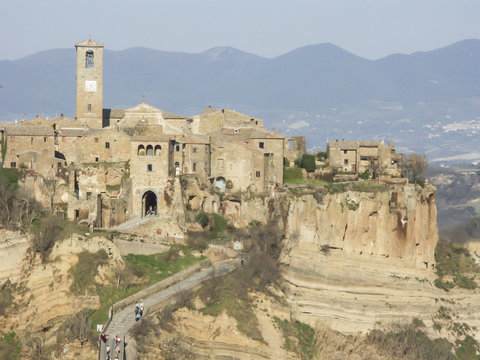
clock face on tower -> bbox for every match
[85,80,97,92]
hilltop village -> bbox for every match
[0,39,405,231]
[4,40,473,360]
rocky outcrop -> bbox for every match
[282,184,438,269]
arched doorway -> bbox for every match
[142,190,157,217]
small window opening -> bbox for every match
[88,104,92,113]
[75,210,80,219]
[146,145,153,156]
[193,163,197,171]
[259,142,265,149]
[94,138,99,143]
[86,50,94,68]
[344,159,348,165]
[105,142,110,149]
[175,144,180,152]
[147,164,153,172]
[95,157,99,162]
[31,137,33,145]
[256,171,261,178]
[193,147,197,153]
[43,137,47,142]
[86,192,92,200]
[10,162,16,168]
[343,150,347,154]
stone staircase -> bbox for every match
[98,258,241,360]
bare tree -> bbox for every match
[41,175,58,215]
[404,154,428,182]
[0,177,16,228]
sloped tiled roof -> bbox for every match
[126,103,186,119]
[1,124,54,136]
[174,134,210,144]
[103,109,125,119]
[132,135,170,142]
[75,39,104,47]
[235,141,268,154]
[57,128,99,137]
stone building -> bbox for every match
[0,124,57,176]
[327,140,402,177]
[2,38,409,231]
[75,39,104,129]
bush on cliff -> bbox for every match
[0,332,21,360]
[434,238,479,291]
[367,321,455,360]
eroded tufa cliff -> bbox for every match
[279,183,438,270]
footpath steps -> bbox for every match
[98,258,240,360]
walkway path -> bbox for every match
[99,258,240,360]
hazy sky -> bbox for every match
[1,0,479,60]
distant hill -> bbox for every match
[1,40,480,158]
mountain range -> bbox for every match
[1,39,480,159]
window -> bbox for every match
[137,145,145,155]
[86,50,94,68]
[30,137,33,145]
[193,147,197,153]
[86,192,92,200]
[146,145,153,156]
[95,157,99,162]
[193,163,197,171]
[88,104,92,113]
[10,162,16,168]
[344,159,348,165]
[360,156,368,161]
[343,150,347,154]
[94,138,99,143]
[175,144,180,152]
[147,164,153,172]
[105,142,110,149]
[259,142,265,149]
[234,129,239,133]
[256,171,261,178]
[75,210,79,219]
[44,137,47,142]
[154,145,161,155]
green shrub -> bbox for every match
[456,335,480,360]
[274,317,317,359]
[315,151,327,161]
[359,170,370,180]
[0,281,14,316]
[211,213,228,233]
[367,322,455,360]
[301,154,316,172]
[226,180,233,190]
[435,238,479,290]
[196,212,209,228]
[284,157,290,167]
[0,168,19,190]
[0,332,21,360]
[294,158,302,167]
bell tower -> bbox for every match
[75,39,104,128]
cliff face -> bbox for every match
[282,184,438,269]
